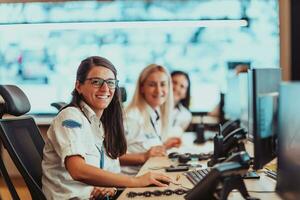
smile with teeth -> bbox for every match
[96,95,110,99]
[152,95,164,99]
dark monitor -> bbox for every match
[248,68,281,170]
[276,82,300,200]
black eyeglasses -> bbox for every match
[85,77,119,89]
[126,189,188,198]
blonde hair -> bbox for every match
[126,64,174,140]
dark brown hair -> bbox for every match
[67,56,127,159]
[171,70,191,109]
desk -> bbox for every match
[117,132,281,200]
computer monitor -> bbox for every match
[276,82,300,200]
[248,68,281,170]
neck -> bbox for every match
[150,105,159,111]
[96,110,103,118]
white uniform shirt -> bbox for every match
[172,103,192,132]
[42,101,120,200]
[122,105,163,175]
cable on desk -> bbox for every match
[126,188,189,198]
[170,181,192,190]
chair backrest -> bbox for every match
[0,85,46,200]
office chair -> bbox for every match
[50,101,67,111]
[0,85,46,200]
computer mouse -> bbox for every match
[168,152,180,159]
[159,180,170,185]
[178,154,191,164]
[197,153,213,160]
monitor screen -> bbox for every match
[276,82,300,200]
[0,1,280,115]
[248,68,281,170]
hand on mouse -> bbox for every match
[134,172,172,187]
[89,187,117,199]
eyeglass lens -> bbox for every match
[87,78,118,88]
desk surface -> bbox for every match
[117,132,281,200]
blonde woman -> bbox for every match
[120,64,181,175]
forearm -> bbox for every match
[65,156,140,187]
[74,163,139,187]
[119,153,147,166]
[65,156,172,189]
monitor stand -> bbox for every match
[243,157,260,179]
[243,170,260,179]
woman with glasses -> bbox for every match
[42,56,171,200]
[171,70,192,133]
[120,64,182,175]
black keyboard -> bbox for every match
[184,168,211,185]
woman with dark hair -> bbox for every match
[42,56,171,200]
[171,71,192,132]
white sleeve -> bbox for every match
[178,107,192,131]
[124,114,143,146]
[47,108,87,167]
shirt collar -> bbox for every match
[175,103,183,110]
[80,101,101,124]
[146,104,160,122]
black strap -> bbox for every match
[150,112,161,141]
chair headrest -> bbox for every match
[50,102,68,111]
[0,85,31,117]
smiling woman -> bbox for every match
[41,56,172,200]
[120,64,182,175]
[171,71,192,132]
